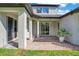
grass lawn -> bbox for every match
[0,48,79,56]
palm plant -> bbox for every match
[57,28,71,42]
[58,28,70,37]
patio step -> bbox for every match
[33,36,59,42]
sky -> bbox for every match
[57,3,79,14]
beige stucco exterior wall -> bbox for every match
[17,7,33,49]
[16,8,32,39]
[49,21,58,36]
[60,13,79,45]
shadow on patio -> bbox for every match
[8,41,18,48]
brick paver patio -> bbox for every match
[26,36,79,50]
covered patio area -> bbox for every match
[0,6,30,49]
[26,36,79,50]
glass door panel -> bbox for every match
[40,22,49,35]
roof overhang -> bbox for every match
[31,4,59,7]
[0,3,78,18]
[31,3,79,18]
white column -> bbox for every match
[37,21,39,38]
[18,11,27,49]
[29,19,33,40]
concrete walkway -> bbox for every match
[26,36,79,50]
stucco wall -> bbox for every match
[0,14,7,47]
[32,20,37,37]
[32,6,57,14]
[49,22,58,36]
[18,10,28,49]
[60,13,79,45]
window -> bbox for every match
[37,7,49,13]
[42,8,49,13]
[37,8,42,13]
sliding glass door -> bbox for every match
[8,17,17,41]
[40,22,49,35]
